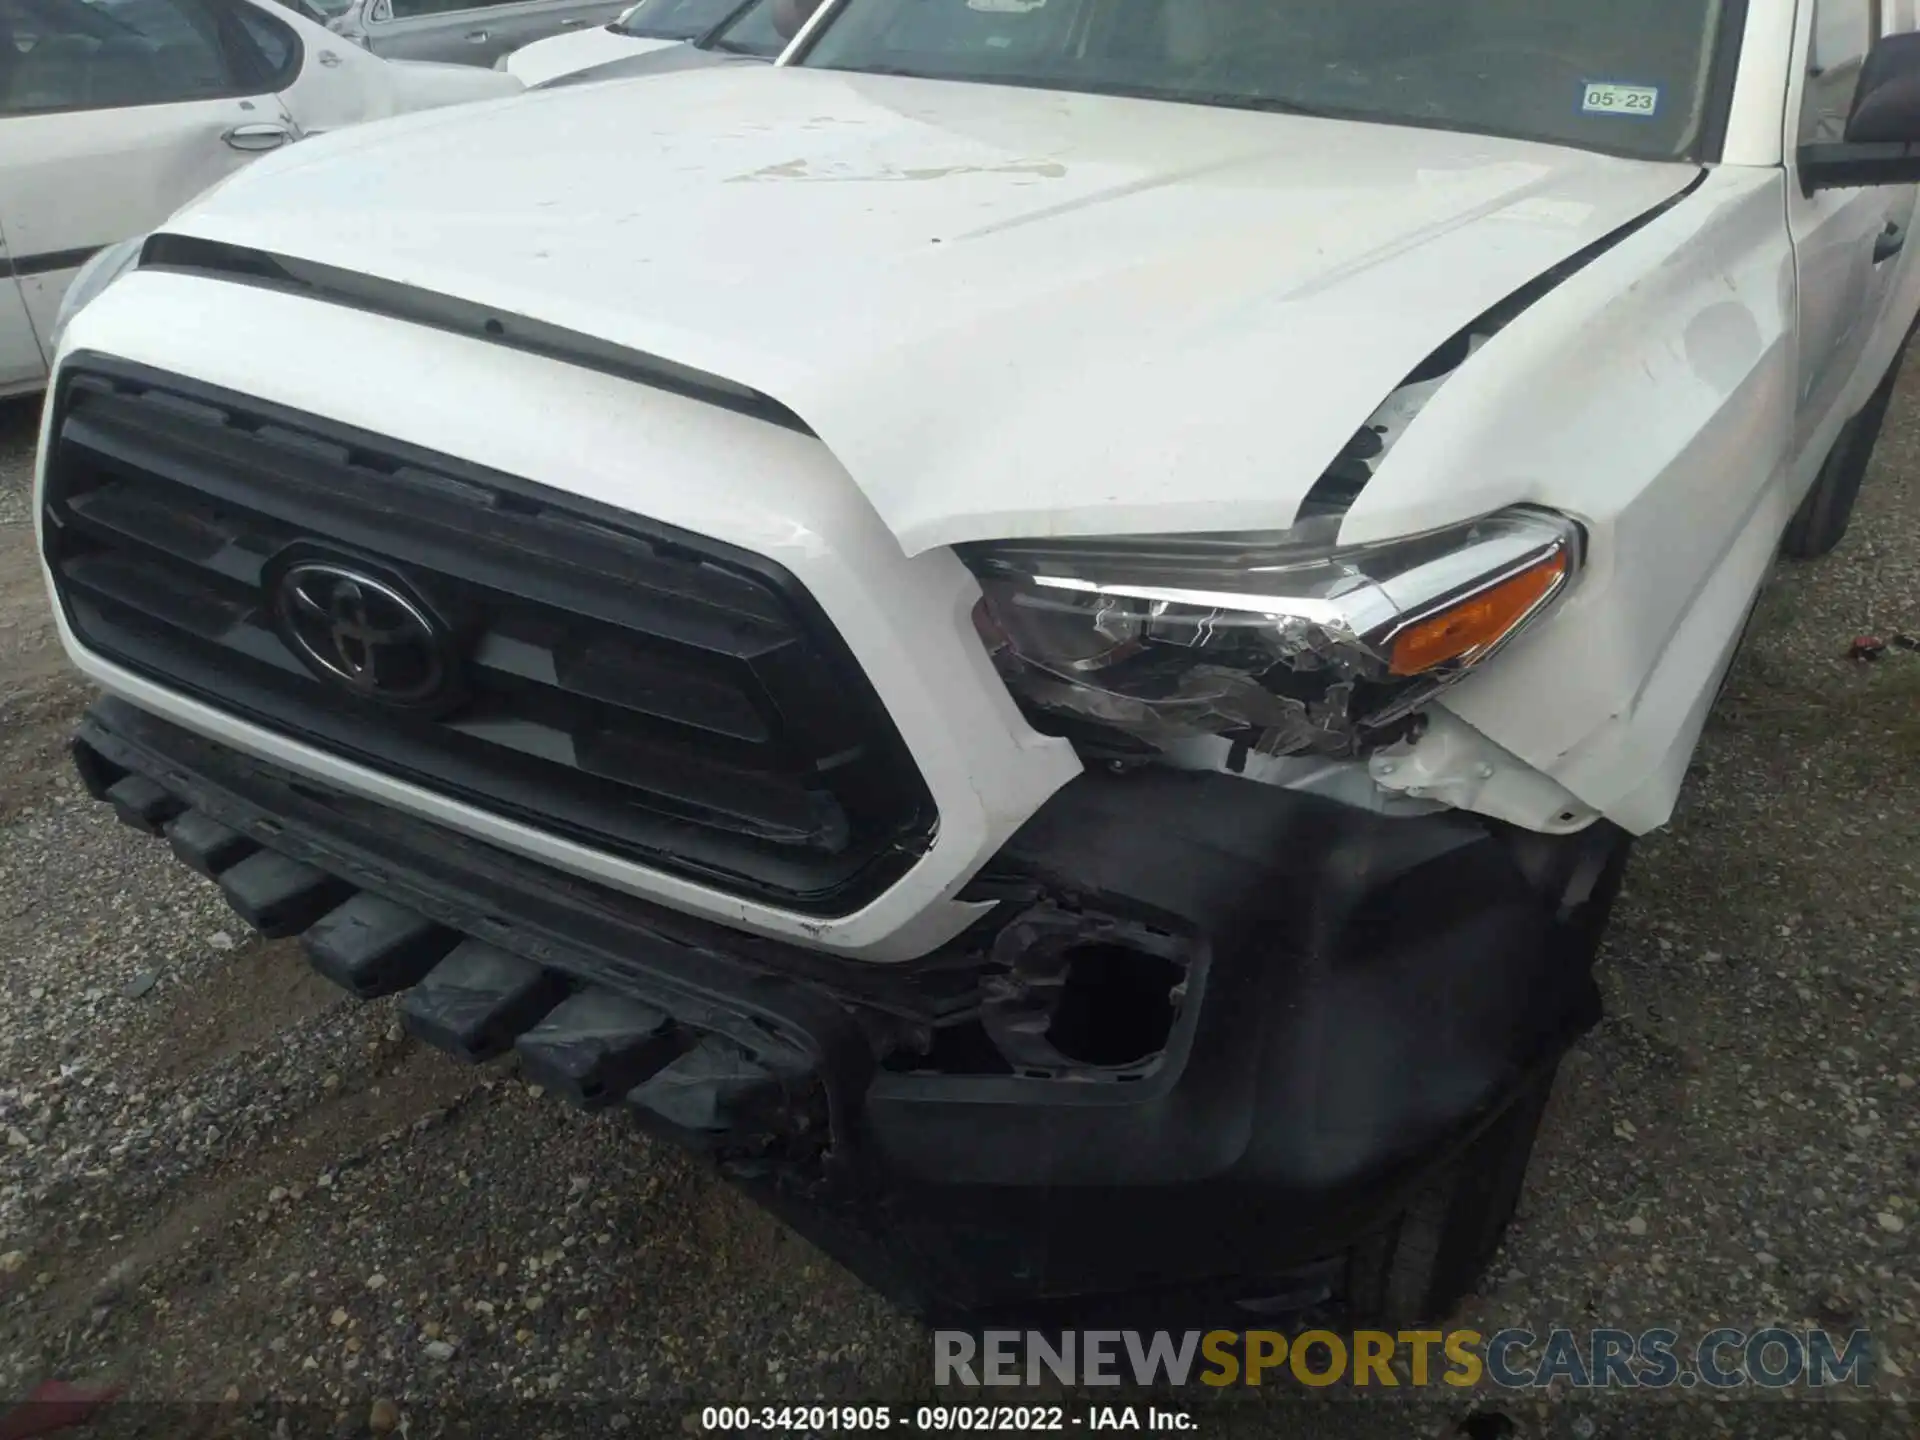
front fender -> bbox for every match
[1339,166,1796,832]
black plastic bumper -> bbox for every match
[73,698,1620,1319]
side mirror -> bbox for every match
[1801,31,1920,191]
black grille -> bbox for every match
[42,360,937,915]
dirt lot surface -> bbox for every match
[0,374,1916,1440]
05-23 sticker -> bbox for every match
[1581,82,1661,117]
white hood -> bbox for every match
[502,28,682,87]
[161,66,1698,554]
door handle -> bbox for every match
[317,48,343,66]
[465,27,490,40]
[222,123,293,152]
[1875,219,1906,264]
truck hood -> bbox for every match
[161,66,1697,553]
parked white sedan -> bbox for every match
[0,0,519,398]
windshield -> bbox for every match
[707,0,783,55]
[800,0,1729,160]
[613,0,752,40]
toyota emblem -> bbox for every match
[274,562,452,705]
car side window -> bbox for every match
[230,1,303,89]
[387,0,522,17]
[1802,0,1875,142]
[0,0,276,115]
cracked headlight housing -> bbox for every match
[959,507,1581,759]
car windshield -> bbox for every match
[706,0,782,55]
[799,0,1729,160]
[613,0,752,39]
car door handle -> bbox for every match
[465,27,490,40]
[1874,220,1906,264]
[222,123,294,152]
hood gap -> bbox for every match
[1294,167,1710,524]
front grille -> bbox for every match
[42,360,937,915]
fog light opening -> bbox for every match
[1043,943,1183,1068]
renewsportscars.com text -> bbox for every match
[934,1328,1879,1391]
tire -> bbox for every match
[1783,345,1907,560]
[1344,1065,1558,1327]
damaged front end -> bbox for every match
[956,179,1704,787]
[962,507,1579,763]
[72,696,1627,1320]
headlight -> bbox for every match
[49,236,145,355]
[960,507,1580,758]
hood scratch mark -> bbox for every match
[728,158,1067,183]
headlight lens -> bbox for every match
[49,236,145,355]
[960,507,1580,758]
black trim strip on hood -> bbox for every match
[0,245,104,280]
[136,234,815,435]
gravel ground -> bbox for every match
[1,371,1917,1440]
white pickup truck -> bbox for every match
[35,0,1920,1323]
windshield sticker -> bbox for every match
[1581,82,1660,118]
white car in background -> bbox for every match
[499,0,780,88]
[0,0,518,399]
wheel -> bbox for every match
[1344,1065,1557,1326]
[1784,345,1908,560]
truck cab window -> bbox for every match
[1803,0,1874,142]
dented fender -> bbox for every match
[1340,167,1798,832]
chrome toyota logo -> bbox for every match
[274,562,450,705]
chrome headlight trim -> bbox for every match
[959,507,1583,757]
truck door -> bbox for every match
[1786,0,1920,473]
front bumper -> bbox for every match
[74,697,1619,1319]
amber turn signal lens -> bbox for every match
[1387,550,1569,677]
